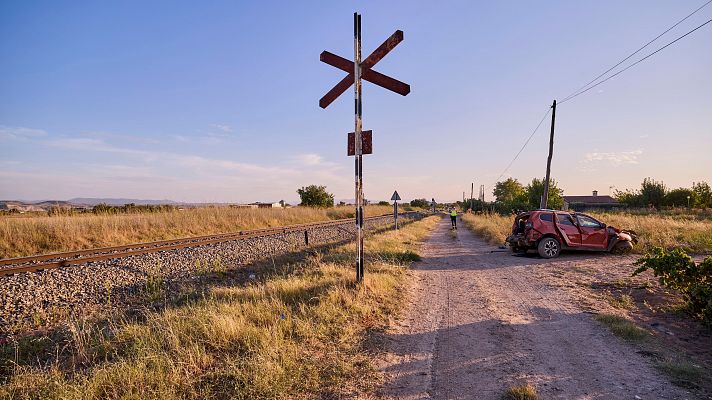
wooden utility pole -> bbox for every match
[470,182,474,210]
[541,99,557,209]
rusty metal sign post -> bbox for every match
[391,190,401,230]
[320,12,410,282]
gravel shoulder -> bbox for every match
[378,218,698,400]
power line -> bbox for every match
[560,0,712,103]
[559,17,712,104]
[490,3,712,190]
[492,107,551,185]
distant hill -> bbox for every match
[68,198,180,206]
[0,200,79,212]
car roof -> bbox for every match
[516,209,579,217]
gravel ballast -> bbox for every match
[0,214,421,336]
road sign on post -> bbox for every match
[319,12,410,283]
[391,190,401,230]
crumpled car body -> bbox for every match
[505,209,637,258]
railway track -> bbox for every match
[0,213,415,276]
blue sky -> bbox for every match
[1,1,710,203]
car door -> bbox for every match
[575,214,607,249]
[555,213,581,247]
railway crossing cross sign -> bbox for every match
[319,12,410,282]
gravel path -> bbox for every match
[379,217,695,400]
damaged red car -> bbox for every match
[505,210,637,258]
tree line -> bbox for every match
[458,177,565,214]
[460,177,711,214]
[614,178,711,209]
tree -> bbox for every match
[409,198,429,208]
[640,177,666,208]
[297,185,334,208]
[614,189,642,207]
[664,188,696,208]
[377,200,389,206]
[526,178,564,210]
[493,178,526,204]
[693,182,712,208]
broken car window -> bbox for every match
[557,214,575,226]
[577,215,602,228]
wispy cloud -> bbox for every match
[581,149,643,166]
[81,131,160,145]
[0,126,47,140]
[46,137,150,157]
[2,127,349,202]
[211,124,233,133]
[294,153,324,166]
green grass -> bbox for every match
[594,313,648,341]
[0,215,442,399]
[607,293,636,310]
[502,383,539,400]
[656,360,705,389]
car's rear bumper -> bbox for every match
[506,234,532,248]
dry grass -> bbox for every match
[592,212,712,253]
[461,213,512,246]
[0,215,441,399]
[502,383,539,400]
[0,205,394,258]
[461,212,712,253]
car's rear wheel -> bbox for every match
[537,237,561,258]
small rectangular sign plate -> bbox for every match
[347,130,373,156]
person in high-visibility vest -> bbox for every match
[450,208,457,229]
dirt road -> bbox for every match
[379,218,695,400]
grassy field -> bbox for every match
[0,215,441,399]
[0,205,395,258]
[461,211,712,253]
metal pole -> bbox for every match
[354,12,364,282]
[393,200,398,230]
[541,99,557,209]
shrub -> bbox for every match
[297,185,334,208]
[633,247,712,323]
[409,198,429,208]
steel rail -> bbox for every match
[0,213,414,276]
